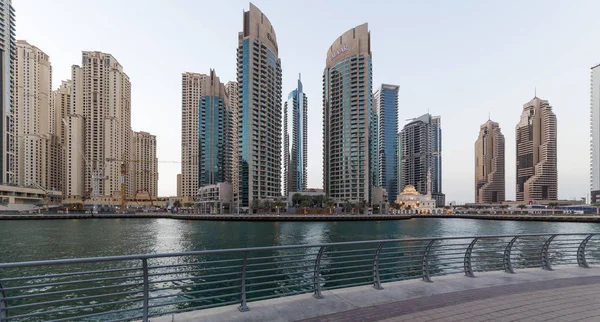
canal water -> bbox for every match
[1,217,599,263]
[1,218,599,321]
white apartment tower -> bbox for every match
[0,0,16,184]
[591,65,600,203]
[132,131,158,198]
[14,40,52,188]
[70,52,132,199]
[181,72,208,198]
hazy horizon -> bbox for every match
[14,0,599,204]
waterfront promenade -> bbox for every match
[1,212,600,223]
[154,267,600,322]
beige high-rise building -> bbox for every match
[181,72,208,198]
[474,120,505,203]
[14,40,52,189]
[132,131,158,198]
[516,96,557,202]
[69,51,132,199]
[225,81,238,202]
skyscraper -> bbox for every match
[0,0,16,184]
[14,40,51,188]
[323,23,372,204]
[400,113,445,207]
[590,64,600,203]
[198,69,233,187]
[132,131,158,198]
[236,3,282,207]
[225,81,238,202]
[283,74,307,196]
[374,84,399,202]
[475,120,505,203]
[516,96,557,202]
[70,51,132,198]
[181,72,208,199]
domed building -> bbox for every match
[395,169,437,213]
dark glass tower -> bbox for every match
[374,84,399,202]
[283,74,307,196]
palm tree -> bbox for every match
[548,202,558,215]
[173,200,182,209]
[262,200,273,214]
[324,198,334,214]
[313,195,325,208]
[499,205,509,215]
[251,199,261,214]
[358,199,368,215]
[274,199,285,215]
[518,204,527,214]
[300,199,311,214]
[343,199,353,214]
[292,193,303,207]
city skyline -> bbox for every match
[14,0,598,203]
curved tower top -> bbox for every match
[326,23,370,67]
[240,3,279,55]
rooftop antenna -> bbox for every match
[534,86,537,98]
[488,111,491,121]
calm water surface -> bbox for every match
[1,217,599,263]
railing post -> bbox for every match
[503,237,519,274]
[313,246,326,299]
[141,258,149,322]
[373,242,385,290]
[239,251,249,312]
[0,280,7,322]
[577,234,595,268]
[541,235,557,271]
[464,238,479,278]
[422,240,436,283]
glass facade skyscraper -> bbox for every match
[236,3,283,208]
[323,23,373,204]
[374,84,400,202]
[198,70,234,188]
[0,0,16,184]
[400,113,445,207]
[283,74,307,196]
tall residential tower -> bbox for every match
[374,84,399,202]
[591,65,600,203]
[323,23,373,204]
[181,72,208,198]
[283,74,307,196]
[236,3,283,207]
[516,96,557,201]
[475,120,505,203]
[400,113,445,206]
[198,69,234,187]
[132,131,158,198]
[0,0,16,184]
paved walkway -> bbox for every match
[302,276,600,322]
[152,267,600,322]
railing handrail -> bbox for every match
[0,232,597,269]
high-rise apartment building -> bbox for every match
[590,65,600,203]
[198,69,233,187]
[475,120,505,203]
[374,84,399,202]
[283,74,307,196]
[132,131,158,198]
[0,0,16,184]
[323,23,373,204]
[516,96,557,202]
[400,113,445,207]
[69,51,132,198]
[14,40,52,188]
[181,72,208,198]
[236,3,282,207]
[225,81,238,202]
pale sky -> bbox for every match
[14,0,599,204]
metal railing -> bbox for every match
[1,233,599,322]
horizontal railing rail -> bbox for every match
[1,233,599,321]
